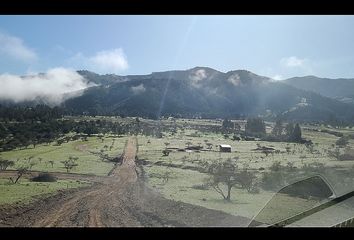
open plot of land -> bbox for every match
[0,137,250,227]
[0,135,129,176]
[137,125,354,220]
[1,116,354,227]
[0,178,91,206]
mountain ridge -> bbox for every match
[61,67,354,123]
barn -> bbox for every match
[219,144,231,152]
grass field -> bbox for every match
[0,178,91,205]
[145,165,274,219]
[0,134,129,176]
[0,133,128,207]
[2,117,354,220]
[137,124,354,219]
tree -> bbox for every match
[328,147,341,160]
[285,123,294,138]
[291,123,302,142]
[206,142,213,151]
[234,123,241,133]
[203,158,239,201]
[272,119,283,137]
[9,166,28,184]
[29,161,36,170]
[222,118,234,134]
[162,149,171,156]
[336,136,349,148]
[0,158,14,171]
[237,169,258,193]
[285,145,292,154]
[48,160,54,168]
[61,157,78,173]
[245,118,266,136]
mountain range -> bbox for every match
[59,67,354,123]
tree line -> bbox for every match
[222,117,306,144]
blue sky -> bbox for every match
[1,15,354,79]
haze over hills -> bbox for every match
[60,67,354,122]
[284,76,354,104]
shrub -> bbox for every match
[336,136,349,147]
[31,173,57,182]
[162,149,171,156]
[269,161,282,172]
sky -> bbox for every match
[1,15,354,80]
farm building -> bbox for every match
[219,144,231,152]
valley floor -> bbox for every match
[0,137,250,227]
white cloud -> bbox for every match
[0,67,94,105]
[0,32,37,63]
[278,56,315,77]
[271,74,284,81]
[89,49,128,72]
[189,69,207,82]
[68,48,128,73]
[280,56,305,68]
[130,84,146,95]
[227,73,241,86]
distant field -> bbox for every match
[0,135,129,176]
[0,178,91,205]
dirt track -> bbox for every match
[0,137,250,227]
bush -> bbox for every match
[269,161,282,172]
[162,149,171,156]
[336,136,349,147]
[30,173,57,182]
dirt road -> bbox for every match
[0,137,250,227]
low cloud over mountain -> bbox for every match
[0,68,95,106]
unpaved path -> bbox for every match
[0,137,250,227]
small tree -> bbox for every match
[29,161,36,170]
[203,158,239,201]
[272,119,283,137]
[328,147,341,160]
[206,143,213,151]
[237,169,258,193]
[162,149,171,156]
[61,158,78,173]
[336,136,349,148]
[222,118,234,134]
[9,166,28,184]
[285,123,294,138]
[186,141,192,148]
[285,145,292,154]
[0,158,15,171]
[48,160,54,168]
